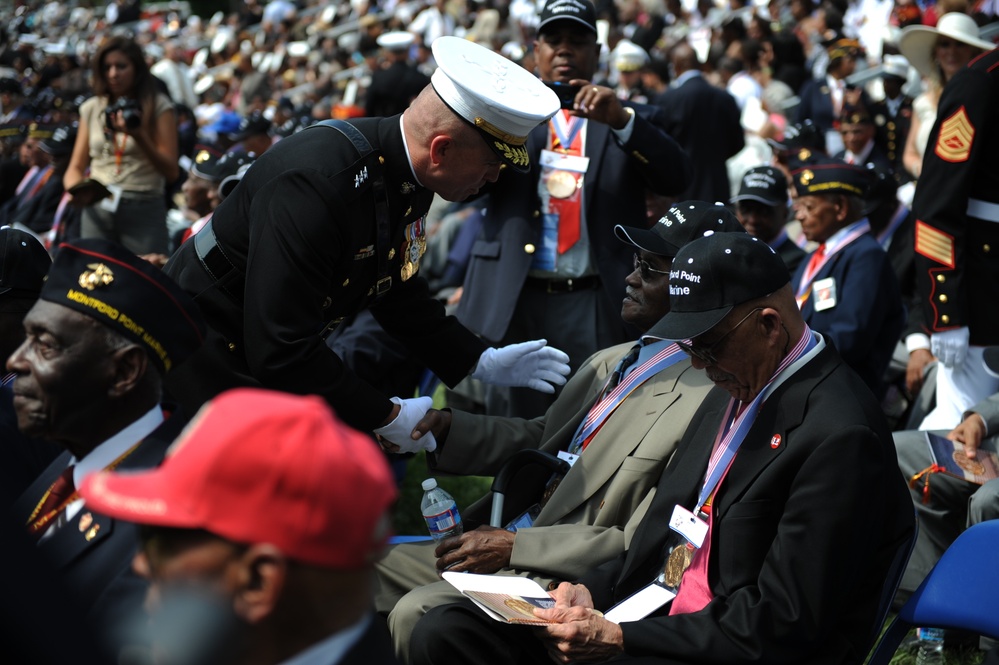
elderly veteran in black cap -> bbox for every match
[834,104,893,174]
[7,238,205,653]
[411,232,914,665]
[0,227,60,501]
[790,155,904,398]
[164,37,570,450]
[227,110,273,157]
[731,164,804,273]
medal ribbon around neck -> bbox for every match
[795,219,870,307]
[569,343,687,455]
[26,441,142,535]
[695,328,817,514]
[550,110,584,152]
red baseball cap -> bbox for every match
[80,388,397,569]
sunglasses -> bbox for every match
[633,253,670,282]
[676,307,763,365]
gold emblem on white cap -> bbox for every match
[79,263,114,291]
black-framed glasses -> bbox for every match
[676,307,763,365]
[633,253,670,282]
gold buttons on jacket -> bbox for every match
[533,210,540,218]
[985,244,992,253]
[342,278,350,286]
[524,243,536,254]
[939,294,948,303]
[941,315,951,324]
[937,274,946,283]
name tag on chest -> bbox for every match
[812,277,837,311]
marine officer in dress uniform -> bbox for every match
[164,37,569,451]
[912,45,999,430]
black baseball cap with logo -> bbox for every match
[538,0,597,35]
[731,166,786,207]
[615,201,745,258]
[646,232,790,341]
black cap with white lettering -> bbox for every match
[646,232,789,341]
[614,201,745,258]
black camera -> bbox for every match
[105,97,142,132]
[545,81,581,110]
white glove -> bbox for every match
[470,339,571,394]
[373,396,437,453]
[931,327,970,368]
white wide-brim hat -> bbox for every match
[898,12,995,79]
[431,36,560,172]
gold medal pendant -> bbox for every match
[662,544,694,588]
[400,260,416,281]
[546,170,578,199]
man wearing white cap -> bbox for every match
[365,31,431,118]
[454,0,691,420]
[164,38,570,451]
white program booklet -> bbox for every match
[442,572,557,625]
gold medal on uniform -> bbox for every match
[546,170,577,199]
[400,216,427,281]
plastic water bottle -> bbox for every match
[421,478,463,542]
[915,627,944,665]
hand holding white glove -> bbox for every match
[373,396,437,453]
[470,339,571,394]
[930,327,970,368]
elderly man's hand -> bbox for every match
[434,525,515,574]
[948,412,988,459]
[568,80,632,130]
[534,583,624,663]
[410,408,452,446]
[905,348,935,397]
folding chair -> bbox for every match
[867,520,999,664]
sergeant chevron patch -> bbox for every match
[934,106,974,163]
[915,220,955,268]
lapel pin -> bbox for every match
[78,512,93,532]
[770,434,782,449]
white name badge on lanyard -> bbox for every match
[668,504,708,548]
[812,276,837,312]
[539,149,590,174]
[99,184,123,213]
[557,450,580,467]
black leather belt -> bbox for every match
[524,275,601,293]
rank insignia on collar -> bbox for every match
[354,166,369,188]
[79,263,114,291]
[401,181,416,195]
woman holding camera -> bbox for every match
[64,36,178,254]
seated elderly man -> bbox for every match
[895,350,999,607]
[730,164,805,274]
[80,388,401,665]
[376,202,741,659]
[790,155,905,400]
[409,232,914,665]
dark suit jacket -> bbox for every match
[4,166,64,233]
[10,412,186,643]
[654,74,744,203]
[833,145,893,174]
[882,211,921,339]
[774,235,806,275]
[455,103,690,343]
[793,233,904,398]
[165,118,485,430]
[580,342,914,665]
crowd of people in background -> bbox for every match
[3,0,999,663]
